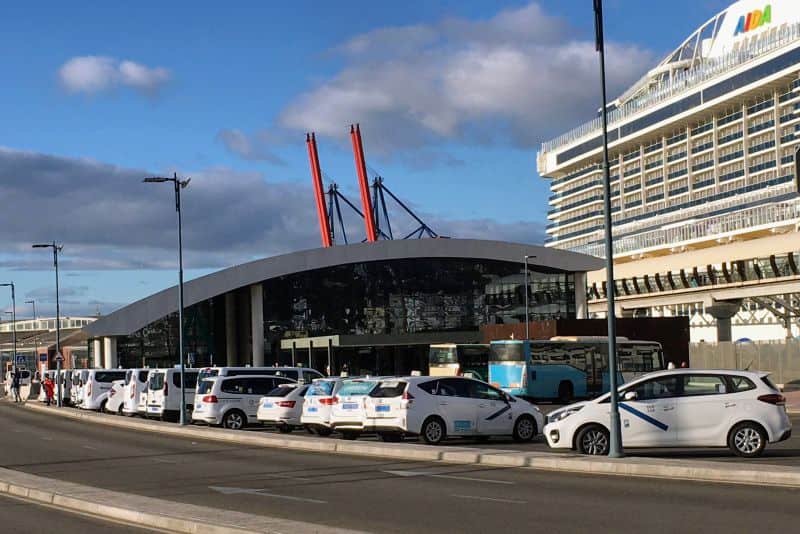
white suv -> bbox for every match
[257,383,309,432]
[193,374,295,429]
[545,369,793,458]
[353,376,543,444]
[301,378,349,436]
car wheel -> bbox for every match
[117,405,124,416]
[277,425,292,434]
[512,415,537,443]
[222,410,246,430]
[316,427,333,437]
[421,416,446,445]
[99,400,108,413]
[728,422,767,458]
[576,424,610,455]
[340,431,360,440]
[379,432,403,442]
[558,381,574,404]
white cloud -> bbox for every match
[277,2,654,152]
[58,56,171,95]
[216,128,286,164]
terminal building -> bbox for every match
[84,239,602,374]
[538,0,800,342]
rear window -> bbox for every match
[149,373,165,391]
[72,373,81,386]
[337,381,377,397]
[307,381,335,396]
[95,371,126,383]
[266,385,296,397]
[197,379,215,395]
[761,376,779,391]
[221,377,288,395]
[370,381,407,398]
[198,369,220,383]
[172,372,199,389]
[124,370,133,385]
[138,371,149,382]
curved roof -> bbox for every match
[85,238,604,337]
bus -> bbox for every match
[488,337,664,402]
[428,344,490,382]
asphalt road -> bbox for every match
[1,403,799,534]
[0,493,150,533]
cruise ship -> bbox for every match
[538,0,800,341]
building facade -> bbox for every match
[84,239,602,374]
[539,0,800,342]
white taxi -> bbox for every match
[360,376,544,445]
[545,369,792,458]
[257,383,308,432]
[301,378,349,436]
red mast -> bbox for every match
[306,132,332,247]
[350,124,377,242]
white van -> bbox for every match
[104,379,126,414]
[4,369,32,400]
[122,368,151,416]
[196,366,323,393]
[193,374,295,429]
[57,369,72,405]
[146,368,199,421]
[70,370,87,406]
[81,369,128,411]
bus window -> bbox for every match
[490,343,524,362]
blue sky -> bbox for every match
[0,0,732,317]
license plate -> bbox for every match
[307,407,318,413]
[375,405,390,412]
[147,406,159,413]
[263,402,273,408]
[342,403,359,410]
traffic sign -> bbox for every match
[15,355,25,366]
[39,353,48,362]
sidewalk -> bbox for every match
[15,400,800,489]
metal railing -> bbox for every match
[541,22,800,155]
[566,197,800,259]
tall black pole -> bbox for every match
[524,255,530,339]
[594,0,623,457]
[54,243,63,407]
[174,173,187,426]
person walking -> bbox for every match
[11,371,22,403]
[43,375,55,406]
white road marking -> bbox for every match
[209,486,327,504]
[82,445,98,450]
[383,470,513,485]
[41,437,53,441]
[451,494,526,505]
[152,458,176,464]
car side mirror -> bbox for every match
[502,392,512,404]
[624,391,637,401]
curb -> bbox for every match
[17,401,800,489]
[0,466,364,534]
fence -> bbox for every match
[690,340,800,387]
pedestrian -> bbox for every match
[680,361,689,368]
[667,362,676,370]
[11,371,22,403]
[43,375,55,406]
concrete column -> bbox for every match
[225,292,238,366]
[707,301,741,343]
[92,339,103,369]
[308,340,314,369]
[238,289,250,365]
[250,284,265,367]
[103,337,117,369]
[574,272,588,319]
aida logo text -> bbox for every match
[734,5,772,36]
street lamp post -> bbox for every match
[143,172,190,426]
[1,283,17,376]
[594,0,624,458]
[33,242,63,407]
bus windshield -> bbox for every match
[429,346,457,365]
[490,343,524,362]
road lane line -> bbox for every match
[451,494,526,504]
[431,474,513,485]
[151,458,176,464]
[82,445,98,450]
[209,486,328,503]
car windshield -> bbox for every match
[198,369,219,383]
[337,380,377,397]
[307,381,335,396]
[197,379,215,395]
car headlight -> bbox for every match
[548,406,582,424]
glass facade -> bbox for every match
[114,258,576,369]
